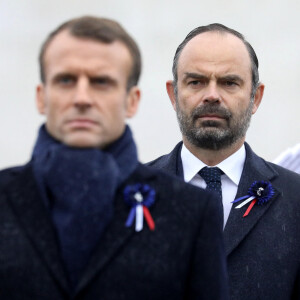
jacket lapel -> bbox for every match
[223,143,281,256]
[76,164,158,294]
[150,142,184,178]
[5,164,69,293]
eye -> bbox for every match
[55,75,76,85]
[188,79,206,87]
[90,76,117,90]
[91,77,109,85]
[226,81,237,86]
[221,80,239,88]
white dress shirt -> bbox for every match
[181,144,246,228]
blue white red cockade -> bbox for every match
[232,181,275,217]
[124,183,156,231]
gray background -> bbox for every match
[1,0,299,169]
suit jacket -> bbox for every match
[147,142,300,300]
[0,162,228,300]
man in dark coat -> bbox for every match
[0,17,228,299]
[148,24,300,300]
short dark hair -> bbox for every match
[172,23,259,98]
[39,16,141,90]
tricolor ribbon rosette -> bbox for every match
[232,181,275,217]
[124,183,155,232]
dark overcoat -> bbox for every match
[147,142,300,300]
[0,162,228,300]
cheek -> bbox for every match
[106,93,128,114]
[46,93,70,112]
[45,102,60,118]
[44,99,68,126]
[178,94,198,112]
[231,99,251,119]
[240,96,252,110]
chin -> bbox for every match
[63,133,103,149]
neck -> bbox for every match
[183,136,245,166]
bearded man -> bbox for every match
[148,24,300,300]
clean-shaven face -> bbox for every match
[36,30,139,149]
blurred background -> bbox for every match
[1,0,299,168]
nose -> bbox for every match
[203,82,221,103]
[73,77,92,109]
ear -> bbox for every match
[125,86,141,118]
[251,83,265,114]
[166,80,177,111]
[36,84,46,115]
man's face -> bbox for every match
[167,32,263,150]
[36,30,140,149]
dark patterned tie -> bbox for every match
[199,167,224,227]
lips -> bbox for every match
[66,118,98,129]
[199,114,225,120]
[192,105,231,121]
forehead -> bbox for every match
[178,31,252,78]
[43,30,132,79]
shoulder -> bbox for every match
[128,163,219,218]
[267,160,300,186]
[246,144,300,198]
[0,165,27,190]
[132,163,205,194]
[138,164,223,231]
[146,142,183,169]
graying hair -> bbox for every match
[172,23,259,98]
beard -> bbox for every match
[176,98,254,151]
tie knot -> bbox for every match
[198,167,223,184]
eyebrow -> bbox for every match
[218,75,244,84]
[89,75,118,85]
[51,73,118,84]
[51,72,76,81]
[183,72,244,84]
[183,72,208,80]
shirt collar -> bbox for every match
[181,143,246,185]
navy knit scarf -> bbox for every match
[32,124,138,290]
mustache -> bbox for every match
[191,104,231,120]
